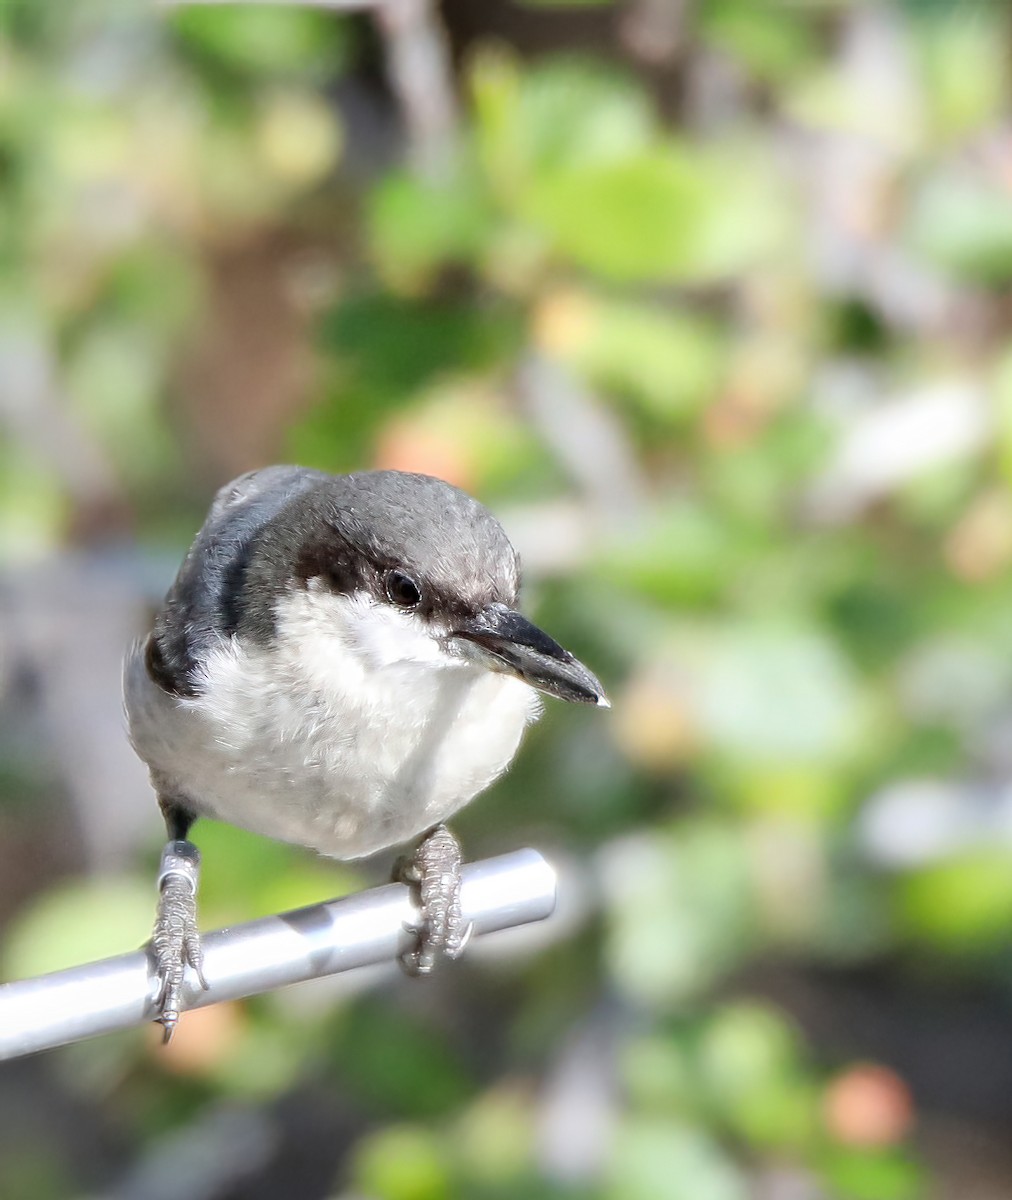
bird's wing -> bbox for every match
[148,465,327,696]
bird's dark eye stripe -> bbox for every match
[385,569,421,608]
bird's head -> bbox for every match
[241,470,608,707]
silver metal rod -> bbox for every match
[0,849,556,1061]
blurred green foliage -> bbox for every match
[2,1,1012,1198]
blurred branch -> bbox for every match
[374,0,459,179]
[158,0,459,179]
[517,353,648,524]
[0,849,557,1060]
[0,324,127,534]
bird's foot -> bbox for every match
[150,840,208,1042]
[396,825,473,976]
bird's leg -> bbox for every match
[150,800,208,1042]
[396,824,474,976]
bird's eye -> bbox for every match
[385,570,421,609]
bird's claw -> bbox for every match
[150,840,207,1042]
[397,825,473,976]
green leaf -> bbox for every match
[522,149,706,283]
[819,1147,925,1200]
[907,175,1012,283]
[171,5,349,79]
[695,622,864,765]
[605,823,754,1008]
[0,444,65,560]
[369,169,494,290]
[914,8,1009,142]
[3,878,152,979]
[594,502,744,605]
[292,294,522,469]
[559,298,723,419]
[621,1034,696,1112]
[327,1002,473,1118]
[353,1125,450,1200]
[473,55,656,187]
[698,1004,818,1149]
[454,1085,537,1185]
[606,1117,748,1200]
[327,294,519,398]
[699,1004,802,1105]
[895,850,1012,950]
[993,349,1012,486]
[702,0,819,83]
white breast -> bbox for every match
[125,586,541,859]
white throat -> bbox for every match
[299,578,459,672]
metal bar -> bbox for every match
[0,849,557,1061]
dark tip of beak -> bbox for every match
[452,603,609,708]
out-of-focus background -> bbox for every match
[1,0,1011,1196]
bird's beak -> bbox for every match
[451,603,609,707]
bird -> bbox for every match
[124,466,608,1038]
